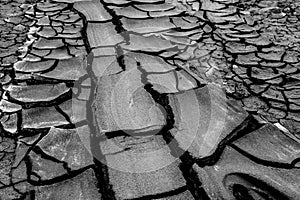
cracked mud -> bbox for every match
[0,0,300,199]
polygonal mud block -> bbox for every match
[6,83,69,102]
[233,124,300,167]
[169,83,248,158]
[74,0,112,22]
[39,56,87,81]
[87,22,123,48]
[37,127,93,170]
[121,34,176,52]
[92,67,166,134]
[34,169,102,200]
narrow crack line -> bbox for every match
[99,0,129,43]
[0,180,27,190]
[12,176,28,197]
[124,186,188,200]
[23,154,35,181]
[16,110,23,133]
[55,104,72,125]
[99,127,166,140]
[129,47,180,56]
[31,145,72,173]
[27,164,94,186]
[116,45,126,71]
[55,120,87,129]
[23,190,36,200]
[12,131,49,169]
[18,127,50,139]
[291,157,300,167]
[14,75,75,85]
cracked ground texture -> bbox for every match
[0,0,299,199]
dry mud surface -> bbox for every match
[0,0,300,199]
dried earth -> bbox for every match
[0,0,299,199]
